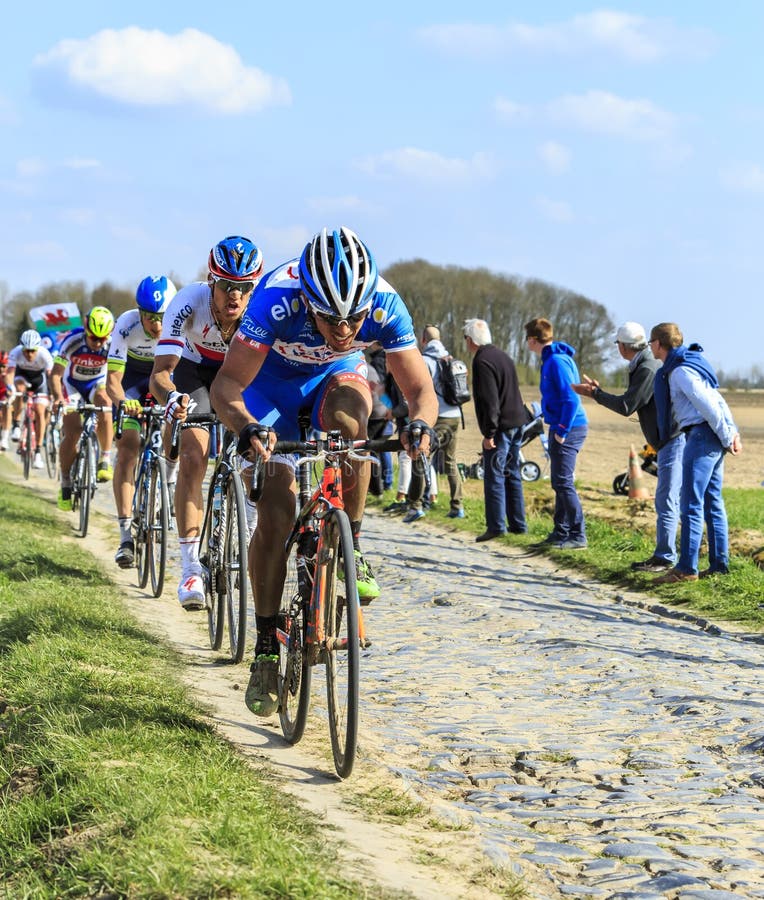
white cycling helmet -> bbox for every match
[20,329,42,350]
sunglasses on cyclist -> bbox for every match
[141,312,164,322]
[211,275,256,295]
[312,308,368,328]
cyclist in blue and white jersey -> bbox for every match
[3,330,54,465]
[211,226,438,717]
[49,307,115,509]
[107,276,177,568]
[150,236,264,610]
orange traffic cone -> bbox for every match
[628,444,651,499]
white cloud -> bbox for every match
[720,162,764,194]
[20,240,67,260]
[493,97,530,123]
[538,141,571,175]
[59,208,97,226]
[536,196,574,223]
[419,10,714,62]
[356,147,495,183]
[32,27,291,115]
[17,158,47,178]
[548,90,676,142]
[63,158,101,170]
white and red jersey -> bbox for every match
[8,344,55,377]
[156,282,230,368]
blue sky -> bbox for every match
[2,2,763,373]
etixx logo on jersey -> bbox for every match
[270,295,302,322]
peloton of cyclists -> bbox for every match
[2,330,55,467]
[107,276,177,568]
[211,226,438,716]
[49,307,116,510]
[149,236,264,611]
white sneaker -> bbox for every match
[33,453,44,469]
[0,433,8,451]
[10,425,20,442]
[178,573,206,610]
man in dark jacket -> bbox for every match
[464,318,527,542]
[572,321,684,571]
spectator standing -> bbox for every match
[365,347,394,496]
[464,318,527,542]
[403,325,464,522]
[571,321,684,571]
[525,317,588,549]
[649,323,742,583]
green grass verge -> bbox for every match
[0,477,390,899]
[371,474,764,629]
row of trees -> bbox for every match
[2,265,762,388]
[383,260,619,383]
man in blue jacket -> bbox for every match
[650,322,742,583]
[525,317,588,549]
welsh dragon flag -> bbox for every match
[28,303,82,352]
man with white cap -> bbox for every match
[571,321,684,572]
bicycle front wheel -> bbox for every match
[201,480,225,651]
[78,437,97,537]
[133,463,150,588]
[148,457,170,597]
[278,539,312,744]
[22,419,32,481]
[322,509,360,779]
[43,422,58,480]
[224,472,250,663]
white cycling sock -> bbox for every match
[245,497,258,536]
[165,459,178,484]
[101,449,113,465]
[179,537,201,575]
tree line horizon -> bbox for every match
[1,261,761,390]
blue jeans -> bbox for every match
[654,433,684,564]
[677,423,729,575]
[548,425,587,541]
[483,427,526,534]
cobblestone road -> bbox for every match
[59,462,764,899]
[356,510,764,899]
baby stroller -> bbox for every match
[518,401,549,482]
[612,443,658,495]
[458,402,549,483]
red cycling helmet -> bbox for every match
[0,350,9,365]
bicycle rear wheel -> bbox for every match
[322,509,360,778]
[278,538,312,744]
[133,464,150,588]
[22,418,32,481]
[78,437,97,537]
[148,457,170,598]
[224,472,250,663]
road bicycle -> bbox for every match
[268,425,402,778]
[42,405,62,480]
[117,402,170,598]
[171,414,251,663]
[16,384,39,480]
[68,402,108,537]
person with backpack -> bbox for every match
[464,318,527,541]
[402,324,465,522]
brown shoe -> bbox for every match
[653,568,699,585]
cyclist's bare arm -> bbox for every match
[106,369,125,406]
[49,362,66,405]
[210,339,272,458]
[149,354,188,421]
[385,347,439,455]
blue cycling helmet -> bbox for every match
[299,227,378,320]
[208,235,264,282]
[136,275,177,314]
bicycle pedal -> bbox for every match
[362,637,372,649]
